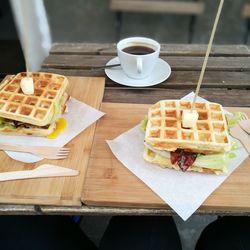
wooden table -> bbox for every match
[1,43,250,215]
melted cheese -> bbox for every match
[47,118,67,139]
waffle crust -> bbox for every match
[0,92,70,137]
[0,72,68,126]
[145,100,231,154]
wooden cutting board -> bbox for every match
[0,76,105,206]
[82,103,250,211]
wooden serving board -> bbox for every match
[82,103,250,211]
[0,76,105,206]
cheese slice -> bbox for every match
[20,77,34,95]
[182,109,198,128]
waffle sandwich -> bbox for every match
[143,100,231,174]
[0,72,69,137]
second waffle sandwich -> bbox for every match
[143,99,232,174]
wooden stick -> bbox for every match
[191,0,224,110]
[20,2,31,78]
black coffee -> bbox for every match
[122,45,155,55]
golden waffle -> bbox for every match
[0,92,69,137]
[0,72,68,126]
[145,100,231,154]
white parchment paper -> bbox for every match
[0,98,105,163]
[107,93,248,220]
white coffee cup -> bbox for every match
[117,37,160,79]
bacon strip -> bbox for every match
[170,149,197,172]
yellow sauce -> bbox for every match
[47,118,67,139]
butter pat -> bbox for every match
[20,77,34,95]
[182,109,198,128]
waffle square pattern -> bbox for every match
[145,100,231,154]
[0,72,68,126]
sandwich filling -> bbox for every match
[144,142,233,173]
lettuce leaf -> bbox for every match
[227,112,245,129]
[140,115,148,132]
[195,153,229,171]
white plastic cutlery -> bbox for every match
[230,124,250,155]
[0,143,70,159]
[238,113,250,135]
[0,164,79,182]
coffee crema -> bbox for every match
[122,45,155,55]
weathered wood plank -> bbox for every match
[103,88,250,106]
[110,0,204,15]
[50,43,250,57]
[40,68,106,77]
[42,55,250,72]
[0,205,36,215]
[1,204,249,216]
[11,66,250,90]
[39,205,250,216]
[41,68,250,89]
[155,71,250,88]
[51,43,116,55]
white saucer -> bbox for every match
[105,57,171,87]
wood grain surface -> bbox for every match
[43,55,250,71]
[1,43,249,214]
[42,43,250,107]
[0,76,104,206]
[82,103,250,212]
[110,0,205,15]
[49,43,250,57]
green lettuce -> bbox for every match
[140,115,148,132]
[227,112,245,129]
[196,153,230,171]
[0,117,15,129]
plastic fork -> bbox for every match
[238,113,250,135]
[0,143,70,159]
